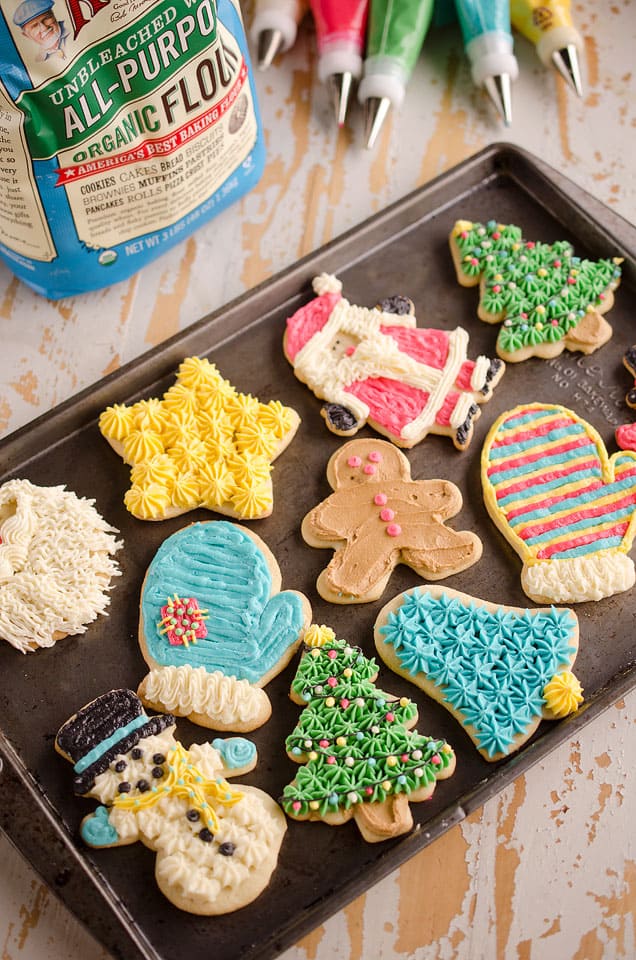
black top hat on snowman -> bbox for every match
[56,689,175,795]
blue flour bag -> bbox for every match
[0,0,264,298]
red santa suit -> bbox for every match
[284,274,504,449]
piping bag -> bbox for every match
[510,0,583,96]
[309,0,369,127]
[358,0,435,149]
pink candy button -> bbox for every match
[374,493,388,505]
[363,464,376,475]
[386,523,402,537]
[347,456,362,467]
[367,451,382,463]
[380,508,395,522]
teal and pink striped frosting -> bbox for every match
[482,403,636,562]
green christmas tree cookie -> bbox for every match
[281,625,455,843]
[449,219,622,363]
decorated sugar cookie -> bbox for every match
[281,625,455,843]
[56,690,286,915]
[375,586,583,762]
[99,356,300,521]
[482,403,636,603]
[449,219,622,363]
[284,274,504,451]
[137,521,312,730]
[302,438,482,603]
[0,478,121,653]
[615,346,636,452]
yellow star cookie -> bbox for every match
[99,357,300,521]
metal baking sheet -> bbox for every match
[1,143,634,960]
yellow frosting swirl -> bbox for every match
[225,392,261,428]
[226,453,271,487]
[234,423,279,458]
[167,438,208,473]
[130,454,177,487]
[132,398,166,432]
[230,482,272,519]
[170,472,201,510]
[160,416,199,448]
[161,383,199,416]
[258,400,295,439]
[176,356,221,390]
[204,435,236,463]
[122,429,165,464]
[99,404,134,442]
[124,483,172,519]
[543,671,584,718]
[198,462,236,507]
[304,624,336,648]
[195,378,235,412]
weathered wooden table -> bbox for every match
[1,2,634,958]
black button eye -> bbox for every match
[137,780,150,793]
[186,809,200,822]
[114,760,127,772]
[219,842,236,856]
[151,766,164,779]
[131,748,143,760]
[199,828,214,843]
[152,753,165,764]
[117,782,131,793]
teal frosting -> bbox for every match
[81,806,119,847]
[141,522,306,684]
[74,714,149,773]
[212,736,256,769]
[380,591,577,757]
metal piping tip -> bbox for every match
[364,96,392,149]
[483,73,512,126]
[257,28,284,70]
[328,72,354,127]
[552,45,583,97]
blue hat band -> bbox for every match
[74,714,150,774]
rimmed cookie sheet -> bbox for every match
[0,143,634,960]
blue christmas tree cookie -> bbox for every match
[374,585,583,761]
[137,521,312,732]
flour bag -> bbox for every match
[0,0,264,297]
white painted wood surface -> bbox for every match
[1,1,635,958]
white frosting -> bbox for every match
[0,479,121,652]
[138,665,269,727]
[312,273,342,296]
[89,731,285,910]
[470,355,491,391]
[522,552,635,603]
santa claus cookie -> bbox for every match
[302,438,482,603]
[375,586,583,762]
[137,521,312,731]
[0,478,121,653]
[56,690,287,915]
[284,274,504,451]
[449,219,622,363]
[99,355,300,521]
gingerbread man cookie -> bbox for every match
[302,439,482,603]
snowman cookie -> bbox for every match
[302,438,482,603]
[284,274,504,451]
[56,690,287,915]
[375,586,583,762]
[482,402,636,603]
[137,521,312,730]
[0,478,121,653]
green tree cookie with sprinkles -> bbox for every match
[449,219,622,363]
[282,625,456,843]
